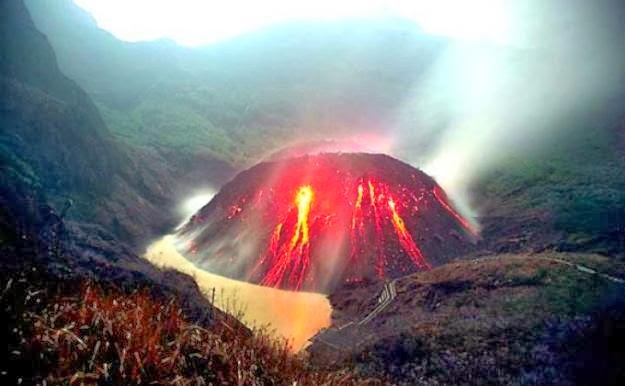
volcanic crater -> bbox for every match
[178,153,477,292]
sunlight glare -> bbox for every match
[74,0,511,46]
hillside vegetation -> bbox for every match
[1,0,235,247]
[475,107,625,257]
[310,253,625,385]
[25,0,444,165]
[1,264,380,385]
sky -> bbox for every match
[73,0,512,46]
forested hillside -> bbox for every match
[1,0,233,247]
[26,0,445,165]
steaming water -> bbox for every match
[144,235,332,351]
[176,189,217,229]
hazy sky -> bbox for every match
[73,0,511,46]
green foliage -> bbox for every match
[352,255,625,385]
[540,265,619,316]
[476,113,625,254]
[25,0,444,164]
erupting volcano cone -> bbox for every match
[178,153,477,292]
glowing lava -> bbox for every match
[259,181,432,289]
[261,186,315,289]
[178,153,477,292]
[293,185,314,248]
[388,197,430,270]
[367,180,386,277]
[349,183,366,267]
[432,186,477,236]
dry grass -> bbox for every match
[2,268,382,385]
[313,253,625,385]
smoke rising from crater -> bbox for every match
[390,0,625,218]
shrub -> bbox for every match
[2,268,382,385]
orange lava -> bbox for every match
[367,180,386,277]
[259,180,441,288]
[251,179,474,289]
[180,154,480,292]
[432,186,477,236]
[204,157,479,291]
[350,183,366,264]
[388,198,430,269]
[261,186,315,290]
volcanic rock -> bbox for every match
[178,153,477,292]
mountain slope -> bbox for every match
[1,0,121,209]
[1,0,235,246]
[474,104,625,258]
[0,5,251,381]
[25,0,445,165]
[309,253,625,385]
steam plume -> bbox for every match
[391,0,625,219]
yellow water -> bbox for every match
[144,235,332,351]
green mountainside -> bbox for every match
[25,0,445,165]
[475,103,625,257]
[1,0,233,246]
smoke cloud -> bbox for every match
[390,0,625,220]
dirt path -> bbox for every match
[532,256,624,284]
[357,280,397,326]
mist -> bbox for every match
[176,188,217,229]
[391,0,625,219]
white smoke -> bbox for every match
[176,188,216,229]
[392,0,625,221]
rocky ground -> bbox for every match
[179,153,477,292]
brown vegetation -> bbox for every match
[2,266,382,385]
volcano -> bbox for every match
[177,153,476,292]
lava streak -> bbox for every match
[388,198,430,269]
[292,185,313,248]
[350,183,366,262]
[350,179,430,276]
[432,186,477,236]
[367,180,387,277]
[261,186,314,289]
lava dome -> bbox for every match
[177,153,476,292]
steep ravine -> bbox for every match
[1,0,243,345]
[1,0,235,250]
[0,0,236,324]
